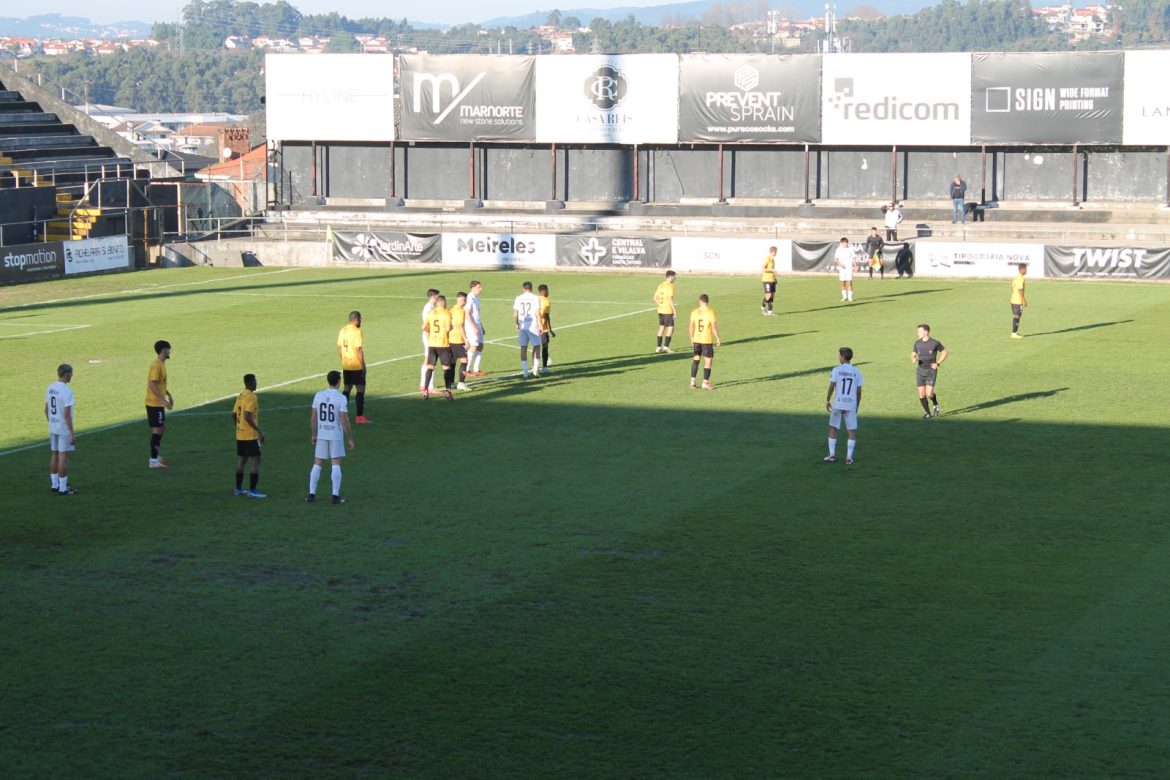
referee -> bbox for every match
[910,324,947,418]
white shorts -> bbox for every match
[838,267,854,282]
[518,329,542,348]
[829,408,859,431]
[466,326,483,348]
[49,432,75,452]
[314,438,346,460]
[421,333,429,355]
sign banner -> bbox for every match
[1122,50,1170,146]
[671,237,792,274]
[915,242,1045,278]
[821,53,970,146]
[556,235,671,268]
[63,235,130,275]
[1,240,64,284]
[440,233,555,268]
[1044,244,1170,279]
[972,52,1123,144]
[333,232,440,264]
[266,54,395,143]
[399,54,535,142]
[535,54,679,144]
[678,54,820,143]
[791,241,837,272]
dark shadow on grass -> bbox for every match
[1025,320,1133,337]
[721,330,816,347]
[945,387,1069,416]
[715,361,872,389]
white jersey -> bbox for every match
[45,381,74,435]
[465,292,482,329]
[421,300,435,324]
[513,291,542,335]
[835,245,855,279]
[312,388,348,441]
[884,208,903,229]
[830,364,864,411]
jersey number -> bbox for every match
[518,302,532,316]
[318,404,336,423]
[49,397,57,415]
[839,378,853,395]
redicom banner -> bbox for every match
[1,241,64,284]
[266,54,395,142]
[671,237,792,274]
[821,53,971,146]
[1044,244,1170,279]
[63,235,130,275]
[441,233,556,268]
[678,54,820,143]
[332,232,441,264]
[972,52,1123,144]
[556,235,671,268]
[535,54,679,144]
[399,54,536,142]
[915,242,1045,278]
[1122,50,1170,146]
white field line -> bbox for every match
[220,291,642,306]
[0,324,91,339]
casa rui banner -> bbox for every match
[399,54,536,142]
[1044,244,1170,279]
[331,231,441,263]
[556,235,671,268]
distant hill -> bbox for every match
[0,13,151,39]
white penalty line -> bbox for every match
[0,324,92,339]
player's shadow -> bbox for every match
[868,288,947,299]
[1025,320,1133,337]
[716,361,872,389]
[721,330,816,347]
[945,387,1069,416]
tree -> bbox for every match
[547,9,562,28]
[563,16,581,29]
[324,33,361,52]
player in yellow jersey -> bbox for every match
[1010,263,1028,338]
[536,284,556,373]
[653,270,677,353]
[337,310,369,424]
[761,247,778,315]
[450,292,470,391]
[422,295,455,400]
[231,373,266,498]
[145,339,173,469]
[689,294,721,391]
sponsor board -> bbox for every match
[266,54,395,142]
[1,241,64,284]
[678,54,820,143]
[821,53,970,146]
[671,237,792,274]
[915,242,1044,278]
[535,54,679,144]
[1044,244,1170,279]
[556,235,671,268]
[399,54,535,142]
[63,235,130,275]
[440,233,555,268]
[972,51,1123,144]
[333,232,440,264]
[1122,51,1170,146]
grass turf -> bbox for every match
[1,266,1168,777]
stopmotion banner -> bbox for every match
[399,55,536,142]
[1122,50,1170,146]
[1,240,64,284]
[535,54,679,144]
[332,232,441,263]
[972,52,1123,145]
[671,237,792,274]
[556,235,671,268]
[440,233,556,268]
[821,53,971,146]
[678,54,820,143]
[266,54,395,142]
[63,235,130,275]
[915,242,1045,278]
[1044,244,1170,279]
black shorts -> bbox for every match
[426,346,453,366]
[693,343,715,358]
[540,332,550,346]
[450,343,468,361]
[236,439,261,457]
[916,366,938,387]
[762,281,777,294]
[1011,304,1023,317]
[146,406,166,428]
[342,369,366,387]
[658,313,675,327]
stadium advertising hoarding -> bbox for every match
[820,53,971,146]
[440,233,555,268]
[332,232,440,264]
[62,235,130,275]
[1044,244,1170,279]
[399,55,536,142]
[915,242,1045,278]
[556,235,671,268]
[265,54,395,143]
[671,237,792,274]
[791,240,836,272]
[1122,51,1170,146]
[971,52,1123,145]
[1,241,64,284]
[678,55,820,143]
[535,55,679,144]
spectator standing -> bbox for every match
[883,202,904,242]
[949,174,968,224]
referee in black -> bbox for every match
[910,324,948,418]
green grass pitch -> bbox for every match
[2,266,1169,777]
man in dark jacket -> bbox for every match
[950,174,968,224]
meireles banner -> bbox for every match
[399,54,536,142]
[266,54,395,143]
[1044,244,1170,279]
[535,54,679,144]
[440,233,556,268]
[972,51,1123,145]
[1122,50,1170,146]
[821,53,971,146]
[678,54,820,143]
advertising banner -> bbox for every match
[266,54,395,143]
[791,240,837,272]
[671,237,792,274]
[972,52,1123,144]
[1122,50,1170,146]
[62,235,130,275]
[821,53,970,146]
[440,233,555,268]
[678,54,820,143]
[1,240,64,284]
[535,54,679,144]
[914,242,1044,278]
[333,232,440,264]
[1044,244,1170,279]
[399,54,535,142]
[556,235,671,268]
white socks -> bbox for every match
[331,465,342,497]
[828,438,837,456]
[847,440,856,459]
[309,464,322,495]
[521,359,529,376]
[58,476,68,492]
[51,474,60,489]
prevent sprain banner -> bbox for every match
[556,235,671,268]
[399,55,536,142]
[1044,244,1170,279]
[332,232,441,264]
[678,54,820,143]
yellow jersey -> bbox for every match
[233,389,260,441]
[1010,274,1026,305]
[426,308,452,348]
[761,255,777,283]
[337,323,364,370]
[539,295,551,330]
[690,306,717,345]
[449,304,467,345]
[145,358,167,407]
[654,281,675,314]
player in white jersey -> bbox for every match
[44,363,77,495]
[512,280,543,378]
[824,347,863,465]
[834,237,855,302]
[419,288,439,391]
[464,280,485,376]
[307,370,354,505]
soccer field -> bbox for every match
[3,266,1169,777]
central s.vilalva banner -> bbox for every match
[398,54,536,142]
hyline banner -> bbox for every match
[266,54,395,142]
